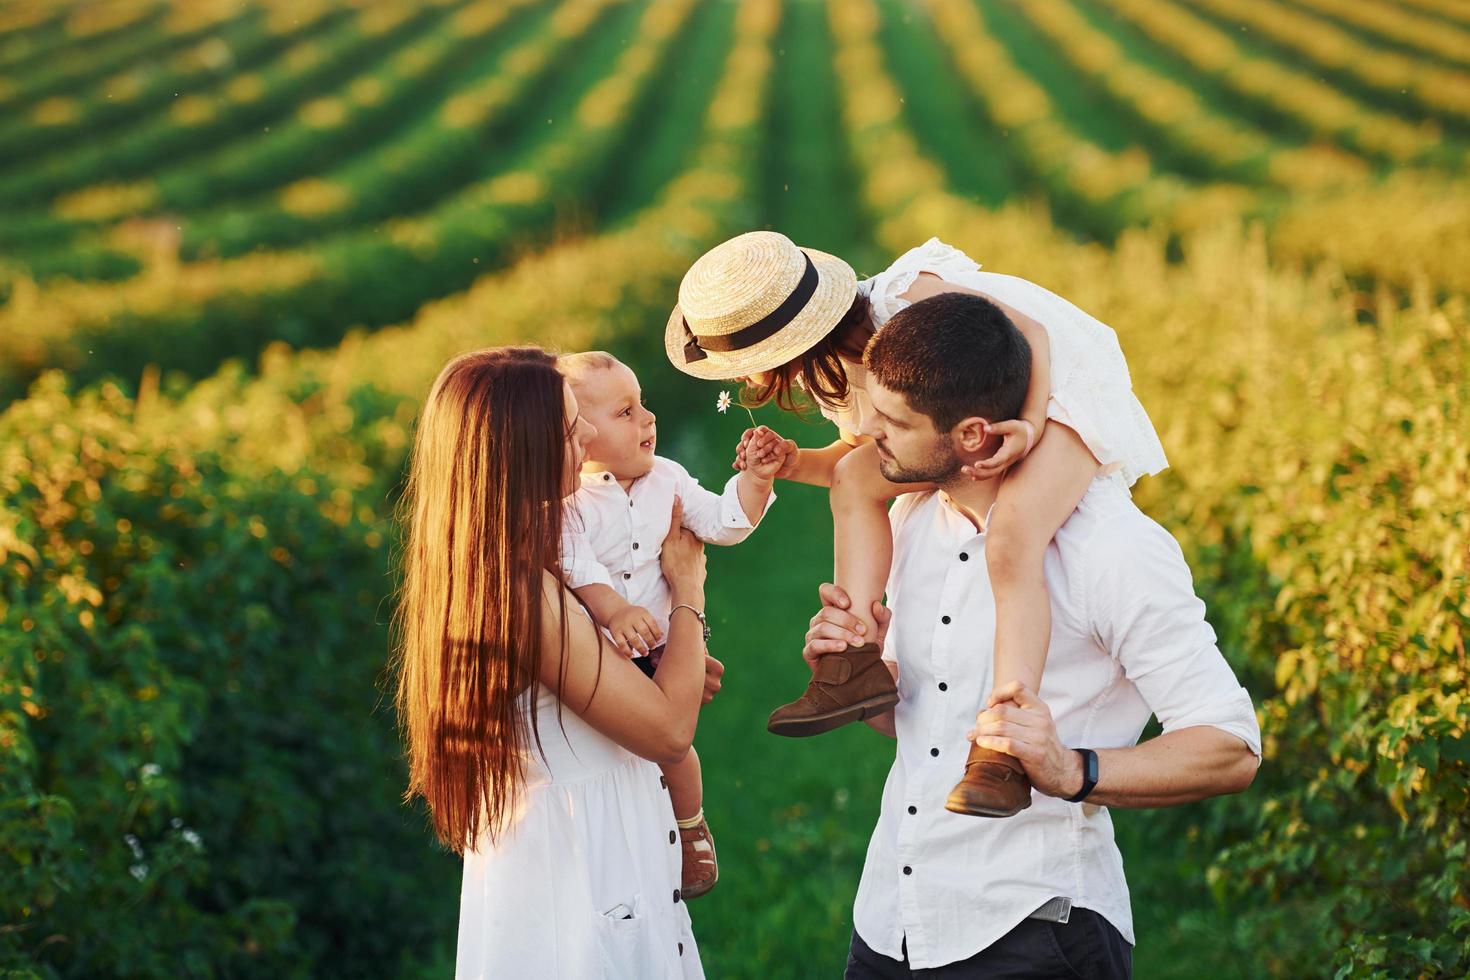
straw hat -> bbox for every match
[665,231,858,380]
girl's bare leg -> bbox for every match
[662,746,703,823]
[831,442,932,641]
[946,424,1101,817]
[767,443,932,738]
[985,423,1101,702]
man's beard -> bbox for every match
[875,439,962,485]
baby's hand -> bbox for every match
[961,419,1036,481]
[734,425,797,480]
[608,604,663,658]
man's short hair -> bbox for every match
[864,292,1031,432]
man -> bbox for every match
[802,293,1262,977]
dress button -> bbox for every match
[941,615,951,625]
[930,747,939,757]
[633,542,640,550]
[959,552,969,561]
[660,775,668,788]
[907,805,917,815]
[623,572,631,580]
[679,943,684,956]
[673,889,681,903]
[902,866,913,875]
[938,682,948,692]
[670,830,677,844]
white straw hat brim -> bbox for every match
[665,247,858,381]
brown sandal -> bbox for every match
[679,814,718,900]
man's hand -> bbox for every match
[965,680,1084,799]
[801,583,892,671]
[607,604,662,658]
[734,425,798,480]
[702,653,724,705]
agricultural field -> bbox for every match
[0,0,1465,977]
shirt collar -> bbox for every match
[934,490,997,538]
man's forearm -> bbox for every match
[1073,726,1258,808]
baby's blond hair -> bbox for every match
[556,350,623,388]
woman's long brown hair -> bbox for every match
[391,346,575,854]
[742,291,874,414]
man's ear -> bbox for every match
[952,416,990,452]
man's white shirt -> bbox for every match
[854,479,1262,969]
[560,456,773,636]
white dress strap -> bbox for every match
[863,237,982,326]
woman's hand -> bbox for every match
[659,496,706,599]
[734,425,798,480]
[961,419,1037,480]
[702,653,725,704]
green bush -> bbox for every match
[0,375,456,978]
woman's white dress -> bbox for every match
[818,238,1168,491]
[455,625,703,980]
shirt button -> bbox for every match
[930,747,939,757]
[907,805,917,815]
[633,542,640,550]
[623,572,631,580]
[959,552,969,561]
[679,943,684,956]
[673,889,681,903]
[938,682,948,692]
[670,830,677,844]
[941,615,951,625]
[660,775,668,789]
[902,866,913,876]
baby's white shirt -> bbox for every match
[560,456,774,637]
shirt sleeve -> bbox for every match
[559,518,614,591]
[671,459,775,546]
[1086,516,1263,760]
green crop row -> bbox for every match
[0,2,347,171]
[0,0,548,280]
[0,0,701,404]
[0,0,459,209]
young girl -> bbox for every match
[665,232,1166,818]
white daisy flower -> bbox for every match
[716,391,732,414]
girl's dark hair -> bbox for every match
[741,292,873,415]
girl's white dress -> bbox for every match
[819,238,1167,491]
[455,615,704,980]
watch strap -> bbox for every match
[1066,748,1099,803]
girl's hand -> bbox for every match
[607,604,662,658]
[962,419,1036,480]
[734,425,798,480]
[659,496,706,597]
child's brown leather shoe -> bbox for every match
[766,643,899,738]
[944,742,1034,817]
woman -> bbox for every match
[392,346,711,979]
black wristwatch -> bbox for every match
[1066,748,1099,803]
